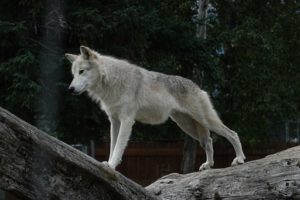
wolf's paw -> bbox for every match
[231,157,245,166]
[199,161,213,171]
[102,161,110,167]
[102,161,117,170]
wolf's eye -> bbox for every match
[79,70,84,75]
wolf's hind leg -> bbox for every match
[196,123,214,171]
[188,91,246,166]
[204,110,245,165]
[210,123,246,165]
[170,111,214,171]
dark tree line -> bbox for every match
[0,0,299,146]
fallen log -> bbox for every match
[0,107,158,200]
[147,145,300,199]
[1,106,300,200]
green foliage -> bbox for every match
[211,0,300,144]
[0,0,299,145]
[0,51,40,110]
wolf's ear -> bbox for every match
[65,53,77,63]
[80,46,94,60]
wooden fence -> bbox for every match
[95,141,296,186]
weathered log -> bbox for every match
[0,107,158,200]
[1,106,300,200]
[147,145,300,199]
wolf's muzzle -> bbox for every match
[68,86,80,95]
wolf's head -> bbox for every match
[65,46,101,95]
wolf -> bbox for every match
[65,46,246,170]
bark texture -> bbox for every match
[1,106,300,200]
[0,107,158,200]
[147,146,300,199]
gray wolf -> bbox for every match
[65,46,246,170]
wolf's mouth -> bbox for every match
[71,91,81,95]
[71,90,84,95]
[68,86,85,95]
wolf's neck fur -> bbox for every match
[87,52,125,108]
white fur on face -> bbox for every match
[69,58,98,95]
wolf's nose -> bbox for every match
[68,86,75,93]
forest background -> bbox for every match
[0,0,299,147]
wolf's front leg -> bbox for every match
[108,117,120,161]
[108,118,135,169]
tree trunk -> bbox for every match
[147,146,300,199]
[0,107,158,200]
[181,135,197,173]
[196,0,209,39]
[36,0,66,134]
[181,0,210,174]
